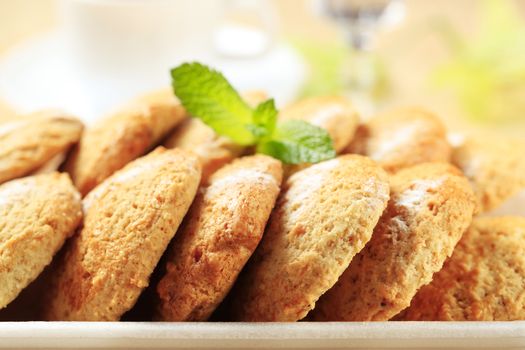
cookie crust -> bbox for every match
[156,155,283,321]
[44,148,201,321]
[0,111,83,184]
[452,137,525,213]
[398,216,525,321]
[0,172,82,309]
[311,162,475,321]
[231,155,390,321]
[346,107,451,172]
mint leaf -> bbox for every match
[253,99,278,134]
[170,62,336,165]
[171,62,256,145]
[247,98,278,138]
[257,119,335,164]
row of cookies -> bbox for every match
[0,89,313,319]
[2,89,522,213]
[1,90,524,321]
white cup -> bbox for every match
[58,0,222,110]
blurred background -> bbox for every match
[0,0,524,137]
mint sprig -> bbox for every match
[257,119,335,164]
[171,62,335,164]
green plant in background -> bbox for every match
[291,38,390,101]
[432,0,525,123]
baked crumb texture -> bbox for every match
[311,162,475,321]
[398,216,525,321]
[65,89,186,196]
[43,148,201,321]
[0,172,82,309]
[452,137,525,213]
[163,91,267,185]
[345,107,451,173]
[231,155,390,321]
[0,111,83,185]
[163,118,244,184]
[156,155,283,321]
[279,96,360,153]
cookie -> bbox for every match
[156,154,283,321]
[452,137,525,213]
[231,155,390,321]
[345,107,451,172]
[43,147,201,321]
[31,152,67,175]
[0,172,82,310]
[0,110,83,185]
[65,89,186,196]
[398,216,525,321]
[126,88,188,143]
[163,118,244,183]
[163,91,267,184]
[311,162,475,321]
[280,96,359,153]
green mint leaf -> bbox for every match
[252,99,278,136]
[171,62,256,145]
[257,119,335,164]
[171,62,336,165]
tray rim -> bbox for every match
[0,321,524,349]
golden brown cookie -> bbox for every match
[156,155,283,321]
[163,118,244,183]
[231,155,390,321]
[345,107,451,172]
[311,162,475,321]
[452,137,525,213]
[0,110,83,185]
[280,96,359,153]
[398,216,525,321]
[65,89,186,196]
[126,88,188,143]
[31,152,67,175]
[0,172,82,310]
[163,91,267,184]
[43,147,201,321]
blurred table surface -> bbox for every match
[0,0,524,136]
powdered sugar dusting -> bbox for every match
[371,123,422,160]
[460,156,481,180]
[205,168,278,211]
[0,120,30,138]
[83,157,168,212]
[361,177,390,212]
[112,159,163,184]
[285,158,340,222]
[0,178,35,207]
[396,178,445,210]
[210,168,277,190]
[32,152,66,175]
[309,104,345,127]
[289,158,340,200]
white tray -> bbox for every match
[0,322,524,349]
